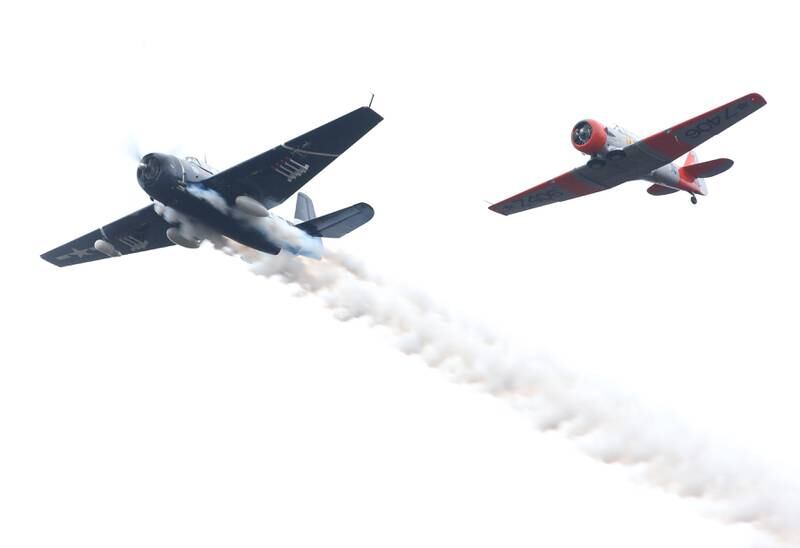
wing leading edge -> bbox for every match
[41,205,174,267]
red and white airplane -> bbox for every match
[489,93,766,215]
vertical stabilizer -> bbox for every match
[295,192,316,222]
[685,152,706,195]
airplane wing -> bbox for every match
[489,93,766,215]
[637,92,766,165]
[204,107,383,210]
[488,169,611,215]
[41,204,174,267]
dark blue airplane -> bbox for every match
[41,106,382,266]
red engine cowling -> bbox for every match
[571,119,607,155]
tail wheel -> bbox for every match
[690,195,698,205]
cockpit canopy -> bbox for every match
[185,156,215,175]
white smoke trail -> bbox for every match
[229,244,799,547]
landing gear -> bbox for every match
[587,158,606,169]
[607,150,626,161]
[690,195,698,205]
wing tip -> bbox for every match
[488,203,511,216]
[40,252,66,267]
[747,92,767,107]
[356,105,384,124]
[356,202,376,222]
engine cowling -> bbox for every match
[571,119,607,155]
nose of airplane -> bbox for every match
[137,153,161,187]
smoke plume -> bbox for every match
[224,243,799,547]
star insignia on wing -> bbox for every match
[56,247,96,261]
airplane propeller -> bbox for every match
[125,137,188,167]
[126,136,144,164]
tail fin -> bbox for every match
[294,192,316,222]
[687,152,707,195]
[296,203,375,238]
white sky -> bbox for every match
[2,1,799,547]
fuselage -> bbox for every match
[571,119,697,194]
[136,153,282,254]
[643,160,681,187]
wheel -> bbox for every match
[587,158,605,169]
[690,195,698,205]
[607,150,626,161]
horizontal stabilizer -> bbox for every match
[680,158,734,180]
[647,184,679,196]
[296,203,374,238]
